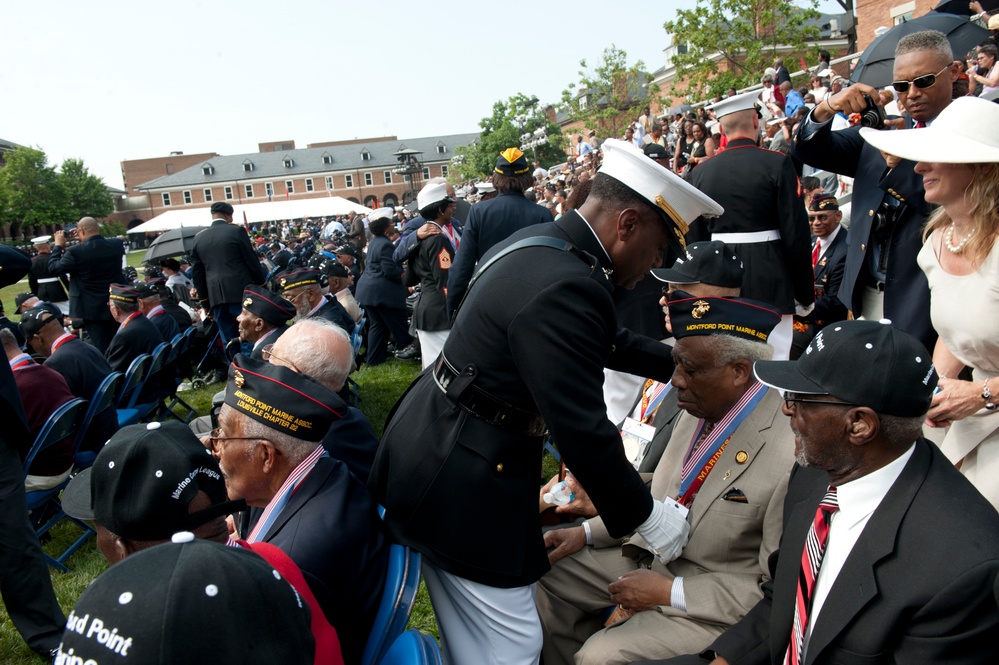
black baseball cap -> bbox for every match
[651,240,744,287]
[753,320,938,417]
[55,536,314,664]
[643,142,669,160]
[14,292,37,313]
[62,421,244,540]
[19,302,63,338]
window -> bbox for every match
[243,160,254,172]
[283,157,294,168]
[183,190,192,204]
[436,143,446,154]
[166,163,174,175]
[325,176,333,190]
[204,188,213,202]
[265,182,274,198]
[364,172,373,186]
[245,184,254,198]
[893,11,913,25]
[441,165,449,177]
[224,186,233,200]
[285,180,294,194]
[383,171,392,184]
[345,174,354,188]
[162,192,172,206]
[202,164,214,176]
[361,150,371,161]
[322,153,333,165]
[423,167,431,180]
[305,178,314,192]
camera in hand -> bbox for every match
[859,94,886,130]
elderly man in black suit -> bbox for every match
[218,355,387,664]
[189,201,266,345]
[445,148,552,315]
[790,30,957,353]
[791,195,848,359]
[20,303,117,455]
[105,284,165,403]
[48,217,125,353]
[638,321,999,665]
[279,268,355,335]
[237,284,295,360]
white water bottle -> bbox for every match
[543,481,574,506]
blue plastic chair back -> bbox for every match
[23,398,86,481]
[117,354,151,409]
[379,630,435,665]
[72,372,123,468]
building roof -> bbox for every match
[0,138,22,152]
[136,132,480,191]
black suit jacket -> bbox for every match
[48,236,125,320]
[147,309,180,343]
[44,337,118,453]
[806,228,849,325]
[689,138,814,313]
[320,405,379,485]
[245,457,388,665]
[29,253,68,303]
[710,439,999,665]
[312,296,356,335]
[790,118,937,351]
[370,211,674,588]
[446,192,551,314]
[356,235,408,310]
[104,314,164,402]
[189,219,265,308]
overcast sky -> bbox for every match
[3,0,842,189]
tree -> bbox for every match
[560,46,658,140]
[100,220,127,238]
[58,158,114,221]
[663,0,821,102]
[455,93,566,180]
[0,146,66,238]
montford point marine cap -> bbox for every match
[417,182,451,210]
[368,207,395,222]
[109,284,141,304]
[278,269,321,291]
[19,302,63,338]
[210,201,235,215]
[55,536,314,665]
[494,147,531,176]
[643,142,669,160]
[809,194,839,212]
[707,90,762,119]
[668,293,781,343]
[224,354,346,441]
[598,138,725,254]
[242,285,295,327]
[753,319,938,417]
[651,240,744,287]
[62,421,244,541]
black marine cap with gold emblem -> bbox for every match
[667,291,781,343]
[224,354,345,441]
[109,283,141,304]
[808,194,839,212]
[242,285,295,327]
[494,147,531,176]
[278,269,321,292]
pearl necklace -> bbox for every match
[944,223,973,254]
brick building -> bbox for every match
[125,133,477,226]
[855,0,941,52]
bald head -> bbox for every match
[720,109,758,140]
[78,217,100,236]
[269,319,352,392]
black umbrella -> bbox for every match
[933,0,999,16]
[852,12,989,89]
[142,226,208,262]
[669,104,694,116]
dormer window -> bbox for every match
[201,163,214,176]
[361,150,371,161]
[322,152,333,165]
[242,160,254,172]
[436,143,446,154]
[283,156,294,168]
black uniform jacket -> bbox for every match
[370,211,674,588]
[805,228,849,326]
[189,219,265,308]
[48,236,125,320]
[689,138,814,313]
[411,232,453,332]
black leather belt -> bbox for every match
[434,356,547,437]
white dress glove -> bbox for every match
[636,498,690,564]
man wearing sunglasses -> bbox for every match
[791,194,849,358]
[791,30,957,354]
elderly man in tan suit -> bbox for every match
[537,293,796,665]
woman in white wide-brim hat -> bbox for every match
[861,95,999,510]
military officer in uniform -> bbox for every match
[28,236,69,313]
[410,181,458,370]
[369,140,725,665]
[688,91,814,360]
[189,201,266,345]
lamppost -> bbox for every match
[515,97,548,161]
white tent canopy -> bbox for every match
[128,196,372,234]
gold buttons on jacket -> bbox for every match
[861,244,866,251]
[869,209,874,216]
[496,463,504,473]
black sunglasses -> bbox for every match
[891,65,950,93]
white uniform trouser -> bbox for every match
[767,314,793,361]
[603,369,647,427]
[417,329,449,371]
[858,285,885,322]
[422,562,542,665]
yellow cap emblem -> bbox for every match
[500,147,524,163]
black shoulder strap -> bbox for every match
[451,236,597,323]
